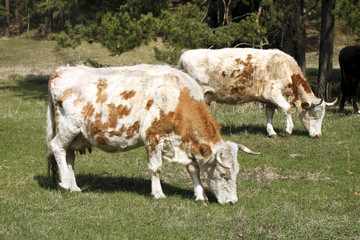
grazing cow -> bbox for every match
[339,46,360,114]
[179,48,337,138]
[46,64,259,205]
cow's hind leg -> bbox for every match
[265,105,278,138]
[66,148,81,192]
[147,146,166,199]
[49,124,80,192]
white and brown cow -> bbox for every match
[46,64,259,205]
[180,48,337,138]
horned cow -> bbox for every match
[339,45,360,115]
[46,64,259,205]
[180,48,337,138]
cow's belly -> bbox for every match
[91,133,143,153]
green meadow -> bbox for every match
[1,39,359,239]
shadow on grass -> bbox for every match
[34,174,217,203]
[221,124,308,137]
[0,74,49,100]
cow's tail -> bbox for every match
[46,90,59,182]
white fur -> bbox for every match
[47,64,242,204]
[180,48,333,138]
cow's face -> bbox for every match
[299,99,326,138]
[200,141,240,204]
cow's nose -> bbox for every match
[314,133,322,139]
[229,200,237,205]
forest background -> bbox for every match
[1,0,360,99]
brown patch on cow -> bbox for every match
[120,90,136,100]
[230,54,257,95]
[126,121,140,139]
[82,100,133,143]
[146,99,154,110]
[291,74,312,102]
[107,103,132,128]
[73,97,81,106]
[58,88,73,102]
[109,124,126,137]
[145,87,221,155]
[96,132,109,145]
[96,78,108,104]
[222,71,226,77]
[48,71,59,89]
[82,102,95,120]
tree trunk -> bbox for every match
[15,1,23,35]
[317,0,335,101]
[282,0,306,75]
[294,0,306,75]
[47,0,52,41]
[5,0,10,38]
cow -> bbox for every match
[46,64,259,205]
[338,46,360,115]
[179,48,337,138]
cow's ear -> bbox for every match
[301,101,310,109]
[199,143,212,157]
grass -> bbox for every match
[1,38,359,239]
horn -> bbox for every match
[313,98,323,106]
[325,97,338,106]
[215,151,230,169]
[237,144,260,155]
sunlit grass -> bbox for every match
[1,39,359,239]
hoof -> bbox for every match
[199,200,209,206]
[285,132,291,138]
[151,192,166,199]
[269,134,278,139]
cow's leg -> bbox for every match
[351,96,359,114]
[50,122,80,191]
[66,148,81,192]
[339,91,346,114]
[147,146,166,199]
[267,95,294,137]
[187,163,208,205]
[265,105,278,138]
[50,135,73,191]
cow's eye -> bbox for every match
[220,170,230,179]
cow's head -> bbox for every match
[299,98,337,138]
[197,141,240,204]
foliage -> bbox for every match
[336,0,360,35]
[213,14,267,48]
[51,22,83,48]
[0,5,9,18]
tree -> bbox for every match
[318,0,336,101]
[5,0,9,37]
[336,0,360,36]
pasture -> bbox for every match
[0,39,359,239]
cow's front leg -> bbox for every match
[187,163,208,205]
[147,147,166,199]
[351,96,360,114]
[269,94,293,138]
[265,105,278,138]
[284,110,294,138]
